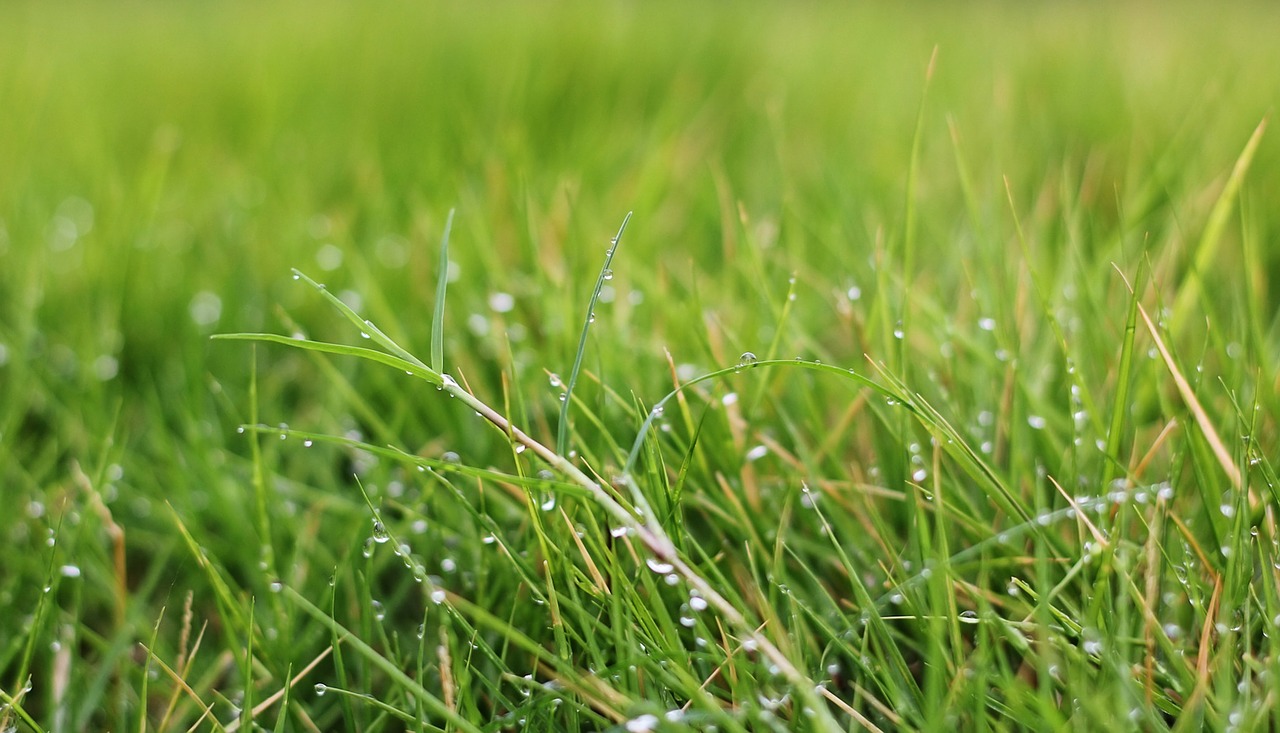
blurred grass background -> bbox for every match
[3,1,1280,730]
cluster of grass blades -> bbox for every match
[201,165,1279,731]
[216,214,868,731]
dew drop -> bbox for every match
[371,600,385,622]
[626,714,659,733]
[442,451,460,464]
[602,268,614,280]
[738,351,758,367]
[431,589,447,605]
[646,558,675,574]
[314,683,326,696]
[371,521,390,544]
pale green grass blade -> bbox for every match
[214,333,440,386]
[431,209,455,375]
[557,212,631,457]
[1171,118,1267,331]
[287,269,433,374]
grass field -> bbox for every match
[3,2,1280,731]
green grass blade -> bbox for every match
[557,212,632,457]
[431,208,455,375]
[1102,263,1144,488]
[214,333,442,386]
[1171,117,1267,331]
[287,269,432,373]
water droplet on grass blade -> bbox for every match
[314,683,326,696]
[625,714,659,732]
[602,268,614,280]
[738,351,758,367]
[371,521,390,543]
[646,558,674,574]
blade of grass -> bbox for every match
[213,334,441,386]
[1171,118,1267,331]
[557,212,632,456]
[1102,263,1144,489]
[431,208,455,375]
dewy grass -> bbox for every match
[8,3,1280,731]
[219,228,862,731]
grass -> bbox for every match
[3,1,1280,730]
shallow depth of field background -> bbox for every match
[3,2,1280,731]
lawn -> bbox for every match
[3,2,1280,731]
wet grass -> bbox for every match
[3,2,1280,731]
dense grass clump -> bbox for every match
[3,2,1280,731]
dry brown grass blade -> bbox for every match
[1135,302,1243,492]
